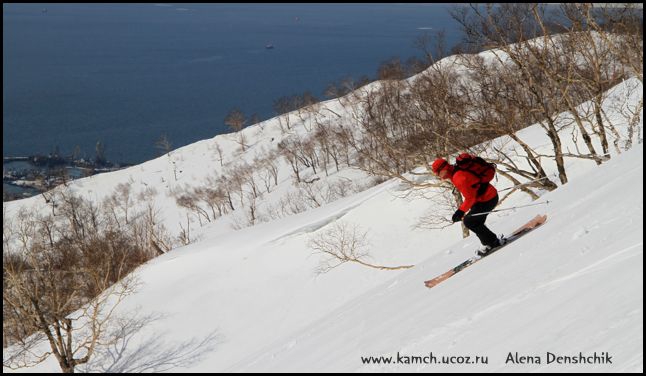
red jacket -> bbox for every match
[450,169,498,212]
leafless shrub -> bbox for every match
[308,222,414,274]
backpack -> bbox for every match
[454,153,496,185]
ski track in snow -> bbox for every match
[537,242,643,290]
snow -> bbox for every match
[229,144,643,373]
[6,135,643,373]
[3,37,643,372]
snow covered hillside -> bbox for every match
[230,144,644,373]
[7,143,643,373]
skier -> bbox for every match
[432,155,502,255]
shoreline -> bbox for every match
[3,156,130,201]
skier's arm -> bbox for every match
[454,173,479,213]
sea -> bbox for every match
[3,3,464,165]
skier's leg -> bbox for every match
[463,195,499,246]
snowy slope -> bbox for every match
[7,146,642,373]
[229,144,644,373]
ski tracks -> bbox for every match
[537,242,643,290]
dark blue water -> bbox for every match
[4,3,463,164]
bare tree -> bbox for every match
[210,141,225,167]
[4,264,139,373]
[155,134,173,157]
[278,137,303,183]
[229,189,260,230]
[414,30,450,65]
[458,53,559,193]
[175,191,210,226]
[104,182,135,226]
[450,3,641,186]
[577,3,643,84]
[178,213,193,246]
[312,125,335,176]
[295,92,319,132]
[224,109,248,152]
[3,202,146,373]
[254,151,280,193]
[377,57,406,80]
[273,96,294,133]
[154,135,180,181]
[560,3,641,155]
[308,222,414,274]
[137,198,172,257]
[413,181,465,231]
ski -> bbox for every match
[424,214,547,289]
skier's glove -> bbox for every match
[452,209,465,223]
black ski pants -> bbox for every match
[463,194,499,247]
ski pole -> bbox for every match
[468,200,551,217]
